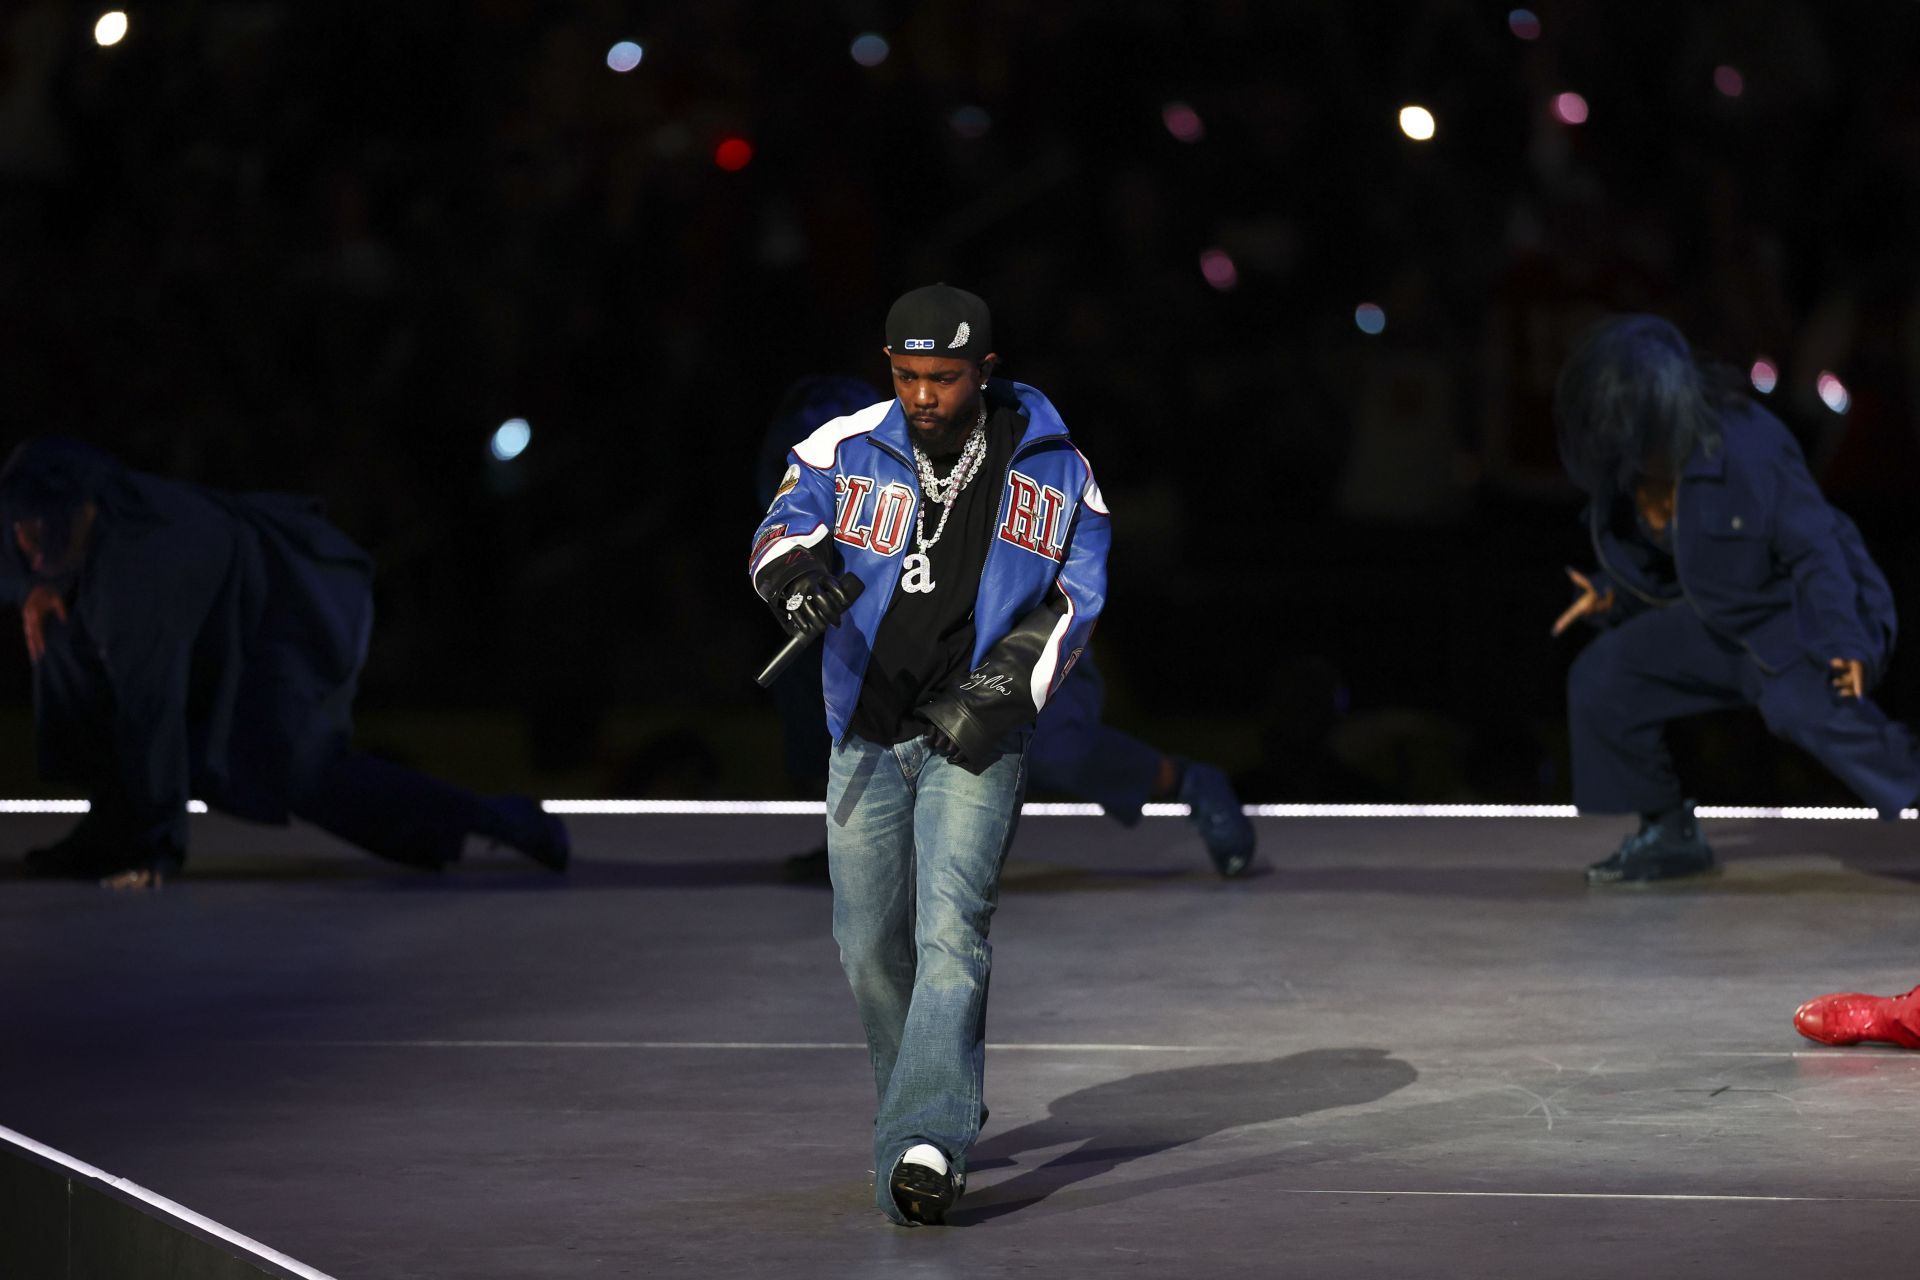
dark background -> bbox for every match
[3,0,1918,803]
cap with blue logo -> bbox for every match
[885,283,993,362]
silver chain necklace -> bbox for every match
[899,405,988,594]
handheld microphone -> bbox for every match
[754,573,865,688]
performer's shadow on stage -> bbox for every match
[953,1048,1415,1224]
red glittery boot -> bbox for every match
[1793,984,1920,1049]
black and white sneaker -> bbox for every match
[889,1143,959,1225]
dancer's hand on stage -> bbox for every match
[1550,568,1614,637]
[1831,658,1866,699]
[21,583,68,663]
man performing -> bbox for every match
[748,285,1109,1225]
[3,437,568,885]
[1551,315,1913,884]
[756,377,1254,879]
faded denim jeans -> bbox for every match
[825,729,1029,1223]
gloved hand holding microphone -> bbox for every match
[756,568,864,688]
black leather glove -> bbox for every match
[772,567,855,639]
[914,592,1067,774]
[925,723,968,768]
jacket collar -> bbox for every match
[871,399,914,464]
[1008,380,1069,449]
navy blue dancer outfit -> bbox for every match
[1558,316,1917,882]
[1,438,568,879]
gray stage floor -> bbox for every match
[3,812,1919,1278]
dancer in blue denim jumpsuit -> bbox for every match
[1552,316,1915,883]
[749,286,1110,1224]
[1,437,569,883]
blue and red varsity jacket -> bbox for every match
[748,380,1110,760]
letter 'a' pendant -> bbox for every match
[900,553,935,594]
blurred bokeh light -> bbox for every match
[1398,105,1436,142]
[1162,102,1206,143]
[1553,92,1590,125]
[1817,372,1851,414]
[94,11,128,47]
[490,419,532,462]
[1199,248,1238,291]
[606,42,644,73]
[949,106,992,138]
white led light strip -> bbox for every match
[533,800,1920,821]
[0,800,208,814]
[0,799,93,813]
[3,800,1911,820]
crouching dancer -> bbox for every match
[748,285,1109,1224]
[1552,315,1915,884]
[3,437,568,884]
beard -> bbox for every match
[907,403,979,459]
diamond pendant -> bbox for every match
[900,553,935,594]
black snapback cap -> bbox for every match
[885,284,993,361]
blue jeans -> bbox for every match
[825,730,1030,1223]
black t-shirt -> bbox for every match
[850,401,1025,745]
